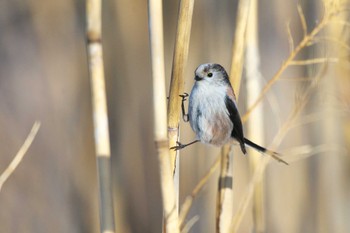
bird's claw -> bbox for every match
[170,141,185,151]
[179,93,189,101]
[182,114,189,122]
[180,93,189,122]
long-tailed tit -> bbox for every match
[171,63,288,165]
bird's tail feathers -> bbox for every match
[244,138,288,165]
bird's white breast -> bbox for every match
[188,82,233,146]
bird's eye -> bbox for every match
[207,72,213,77]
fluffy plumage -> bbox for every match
[180,63,288,165]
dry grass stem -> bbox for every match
[230,63,327,232]
[229,0,251,96]
[179,155,221,229]
[245,0,265,230]
[286,21,295,53]
[281,144,346,163]
[215,0,252,231]
[289,57,339,65]
[86,0,115,231]
[0,121,41,192]
[286,109,349,131]
[167,0,195,172]
[297,3,308,36]
[280,76,316,81]
[242,3,341,122]
[181,216,199,233]
[332,19,350,27]
[310,36,350,51]
[148,0,180,232]
[216,146,234,233]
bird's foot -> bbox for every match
[179,93,189,122]
[170,141,186,151]
[179,92,189,101]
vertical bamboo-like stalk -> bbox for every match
[317,1,345,232]
[167,0,195,172]
[216,1,251,232]
[86,0,115,232]
[148,0,180,233]
[216,146,234,233]
[230,0,251,97]
[245,0,265,232]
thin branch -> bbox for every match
[230,63,326,232]
[242,4,335,123]
[181,216,199,233]
[0,121,41,192]
[281,143,346,163]
[289,57,339,65]
[280,76,315,81]
[331,19,350,27]
[286,21,295,54]
[310,36,350,52]
[297,3,308,37]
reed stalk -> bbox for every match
[216,0,251,232]
[167,0,195,214]
[245,0,265,232]
[148,0,180,232]
[229,0,252,96]
[216,145,234,233]
[86,0,115,232]
[230,62,327,233]
[241,1,340,122]
[167,0,195,172]
[230,2,348,229]
[177,1,346,232]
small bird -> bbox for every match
[171,63,288,165]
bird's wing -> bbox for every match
[225,87,246,153]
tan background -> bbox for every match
[0,0,349,233]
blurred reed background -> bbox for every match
[0,0,349,232]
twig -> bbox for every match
[0,121,41,192]
[289,57,339,65]
[286,21,295,54]
[230,62,327,233]
[181,216,199,233]
[297,3,308,37]
[281,144,346,163]
[241,4,336,123]
[310,36,350,51]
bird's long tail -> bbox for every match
[244,137,288,165]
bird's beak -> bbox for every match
[194,75,202,81]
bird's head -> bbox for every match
[194,63,230,85]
